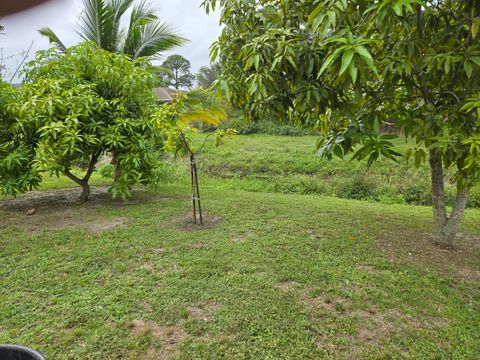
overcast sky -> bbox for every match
[0,0,221,82]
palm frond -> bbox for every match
[129,0,158,28]
[107,0,134,52]
[76,0,110,50]
[38,27,67,52]
[40,0,185,60]
[121,0,159,55]
[130,21,187,59]
[178,89,227,126]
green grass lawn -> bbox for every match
[1,134,479,359]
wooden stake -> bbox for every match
[190,155,197,224]
[193,157,203,225]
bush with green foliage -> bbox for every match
[2,43,164,201]
[217,117,315,136]
[97,164,115,179]
[0,81,41,197]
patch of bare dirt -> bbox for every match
[1,206,130,235]
[374,228,480,281]
[232,231,256,243]
[276,281,300,292]
[186,303,221,321]
[304,228,329,240]
[356,264,381,274]
[0,186,173,211]
[0,186,181,235]
[140,263,183,275]
[173,212,223,232]
[191,242,208,250]
[129,320,185,360]
[303,294,349,313]
[307,294,449,355]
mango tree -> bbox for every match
[39,0,186,182]
[4,43,163,202]
[202,0,480,247]
[154,89,232,224]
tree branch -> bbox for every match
[9,41,33,83]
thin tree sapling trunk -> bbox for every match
[436,188,468,247]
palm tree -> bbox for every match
[39,0,186,59]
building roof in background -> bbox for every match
[154,87,176,102]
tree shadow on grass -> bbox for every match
[0,186,182,235]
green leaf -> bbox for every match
[308,3,323,27]
[339,49,354,77]
[318,48,343,78]
[392,3,402,16]
[470,56,480,68]
[464,61,473,78]
[355,45,379,76]
[472,17,480,38]
[349,62,358,83]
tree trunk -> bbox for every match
[112,152,122,182]
[65,151,100,203]
[78,180,91,203]
[429,150,468,247]
[429,150,447,232]
[436,188,468,247]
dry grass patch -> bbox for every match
[375,228,480,281]
[1,206,130,235]
[231,231,256,243]
[171,212,223,232]
[186,303,221,321]
[128,320,185,360]
[276,281,301,292]
[0,186,181,235]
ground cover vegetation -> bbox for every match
[0,180,479,359]
[172,134,480,209]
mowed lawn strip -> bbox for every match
[0,185,479,359]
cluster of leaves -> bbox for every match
[1,43,164,199]
[0,81,41,196]
[313,1,480,187]
[154,88,232,156]
[202,0,331,125]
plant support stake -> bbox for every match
[190,154,203,224]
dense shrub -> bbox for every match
[467,188,480,208]
[218,117,315,136]
[98,164,114,179]
[403,185,432,206]
[336,176,378,200]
